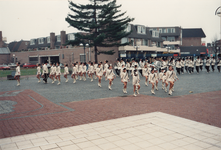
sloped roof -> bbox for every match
[0,47,10,54]
[182,28,206,38]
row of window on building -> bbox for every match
[30,33,75,45]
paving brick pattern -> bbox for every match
[0,89,221,139]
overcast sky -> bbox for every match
[0,0,220,43]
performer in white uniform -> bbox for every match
[64,64,69,83]
[166,66,175,95]
[43,61,49,84]
[195,56,201,74]
[78,62,83,80]
[188,57,193,74]
[184,57,188,73]
[154,69,159,91]
[82,63,87,81]
[121,68,130,94]
[96,63,103,87]
[211,57,216,72]
[132,69,140,97]
[49,63,54,83]
[159,69,165,90]
[200,58,204,71]
[14,62,21,86]
[205,57,211,73]
[149,68,156,95]
[105,65,116,90]
[55,62,61,85]
[142,64,149,86]
[176,59,181,75]
[88,62,94,82]
[36,63,41,83]
[71,63,77,83]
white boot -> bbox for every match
[65,79,68,83]
[172,87,174,92]
[52,80,54,84]
[162,84,164,90]
[57,81,60,85]
[98,83,101,87]
[79,76,82,80]
[125,88,127,94]
[151,88,155,95]
[73,79,76,84]
[165,87,167,93]
[109,85,112,90]
[91,77,93,82]
[169,90,172,95]
[17,80,20,86]
[145,82,147,86]
[155,85,158,91]
[137,89,140,95]
[83,77,86,81]
[133,92,137,97]
[38,79,40,83]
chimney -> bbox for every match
[0,31,3,47]
[60,31,66,46]
[50,32,55,49]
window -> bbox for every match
[80,54,86,62]
[167,37,175,42]
[47,37,50,43]
[25,42,28,45]
[68,33,75,40]
[57,35,61,42]
[168,28,172,33]
[38,38,44,44]
[130,38,134,46]
[30,39,35,45]
[157,42,161,47]
[125,24,131,32]
[162,37,166,41]
[171,28,175,33]
[142,39,148,46]
[159,29,162,33]
[121,38,128,44]
[162,28,167,33]
[168,45,175,50]
[137,26,146,34]
[152,31,159,38]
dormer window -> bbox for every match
[57,35,61,42]
[68,33,75,40]
[38,38,44,44]
[152,31,159,38]
[126,24,131,32]
[30,39,35,45]
[47,36,50,43]
[137,26,146,34]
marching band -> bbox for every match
[13,56,221,96]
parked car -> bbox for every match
[23,63,36,68]
[0,65,10,70]
[8,63,17,68]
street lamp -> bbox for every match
[13,54,15,64]
[134,45,140,58]
[215,6,221,39]
[80,43,89,62]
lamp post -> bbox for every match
[134,45,140,59]
[80,43,89,62]
[215,6,221,39]
[13,54,15,64]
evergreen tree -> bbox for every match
[65,0,134,63]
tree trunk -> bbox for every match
[94,45,98,63]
